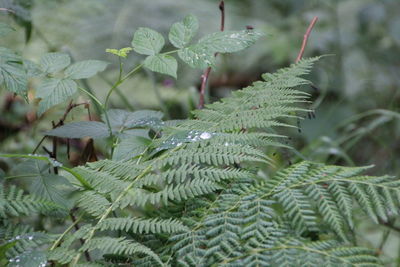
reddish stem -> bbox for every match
[295,16,318,63]
[198,1,225,109]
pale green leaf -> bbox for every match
[65,60,108,79]
[199,30,264,53]
[131,27,165,55]
[0,47,27,94]
[36,78,77,115]
[169,14,199,48]
[45,121,109,139]
[177,45,215,69]
[0,22,15,37]
[143,54,177,78]
[106,47,132,58]
[40,52,71,74]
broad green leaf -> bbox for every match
[113,135,151,161]
[45,121,110,139]
[36,78,77,115]
[131,27,165,55]
[104,109,164,130]
[143,54,178,78]
[198,30,264,53]
[8,250,47,267]
[24,59,43,77]
[40,52,71,73]
[169,14,199,48]
[13,159,73,208]
[0,22,15,37]
[178,45,215,69]
[65,60,108,79]
[0,47,28,95]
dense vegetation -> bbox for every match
[1,1,400,266]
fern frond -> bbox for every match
[77,191,110,218]
[97,217,188,234]
[0,184,65,217]
[80,237,163,265]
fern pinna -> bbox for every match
[1,56,397,266]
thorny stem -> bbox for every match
[198,0,225,109]
[50,214,83,250]
[70,211,91,261]
[295,16,318,63]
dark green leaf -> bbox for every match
[104,109,164,130]
[45,121,110,139]
[143,54,178,78]
[113,136,151,161]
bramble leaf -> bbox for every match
[65,60,108,79]
[36,78,77,115]
[0,47,27,95]
[169,14,199,48]
[39,52,71,74]
[143,54,178,78]
[132,28,165,56]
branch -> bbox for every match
[295,16,318,63]
[0,8,15,14]
[198,0,225,109]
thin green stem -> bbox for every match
[104,63,143,108]
[49,214,83,250]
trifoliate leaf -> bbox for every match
[65,60,108,79]
[40,52,71,74]
[36,78,77,115]
[169,14,199,48]
[131,27,165,56]
[143,54,177,78]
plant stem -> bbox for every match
[198,1,225,109]
[295,16,318,63]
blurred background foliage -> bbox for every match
[1,0,400,264]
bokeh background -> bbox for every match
[1,0,400,264]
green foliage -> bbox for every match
[0,10,398,267]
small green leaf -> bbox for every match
[40,52,71,74]
[144,54,178,78]
[65,60,108,79]
[36,78,77,115]
[178,45,215,69]
[131,27,165,55]
[45,121,110,139]
[169,14,199,48]
[0,22,15,37]
[0,47,27,95]
[106,47,133,58]
[198,30,264,53]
